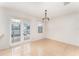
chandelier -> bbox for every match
[42,10,50,22]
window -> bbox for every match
[38,26,43,33]
[38,22,43,33]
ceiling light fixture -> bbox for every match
[42,10,50,22]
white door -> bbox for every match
[10,19,30,46]
[23,21,30,40]
[10,19,21,46]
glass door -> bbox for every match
[23,21,30,40]
[11,19,21,43]
[10,19,30,46]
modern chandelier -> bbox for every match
[42,10,50,22]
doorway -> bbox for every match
[10,19,30,46]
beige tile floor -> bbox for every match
[0,39,79,56]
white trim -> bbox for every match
[48,37,79,47]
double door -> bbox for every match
[10,19,30,45]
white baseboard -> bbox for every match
[31,38,43,42]
[48,37,79,47]
[10,38,42,48]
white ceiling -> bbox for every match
[1,2,79,19]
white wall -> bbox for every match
[0,7,44,49]
[30,18,44,40]
[0,7,10,49]
[47,13,79,46]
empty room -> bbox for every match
[0,2,79,56]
